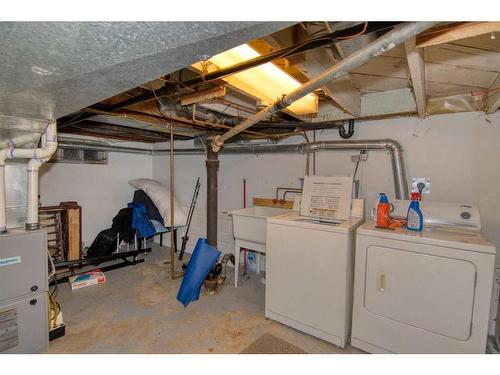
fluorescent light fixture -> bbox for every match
[192,44,318,115]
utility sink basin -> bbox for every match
[230,206,291,245]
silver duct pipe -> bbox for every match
[298,139,408,199]
[59,138,409,199]
[211,21,438,151]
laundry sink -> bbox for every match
[230,206,291,245]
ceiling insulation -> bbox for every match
[0,22,292,120]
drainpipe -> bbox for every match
[211,21,438,151]
[338,119,355,139]
[1,121,58,231]
[206,141,219,248]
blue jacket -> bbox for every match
[127,202,156,238]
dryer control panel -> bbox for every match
[371,200,481,231]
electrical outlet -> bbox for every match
[411,177,431,194]
[351,151,368,163]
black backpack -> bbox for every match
[112,207,135,243]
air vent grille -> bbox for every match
[50,148,108,164]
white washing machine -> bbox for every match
[351,200,496,354]
[265,176,364,348]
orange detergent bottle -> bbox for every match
[376,193,391,228]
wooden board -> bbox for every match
[417,22,500,48]
[253,197,294,209]
[298,88,417,122]
[426,81,482,97]
[66,207,81,261]
[451,34,500,52]
[405,38,427,118]
[301,48,361,116]
[424,44,500,72]
[350,74,409,93]
[426,62,498,88]
[350,56,409,79]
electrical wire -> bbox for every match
[337,22,369,40]
[353,150,366,178]
[353,159,361,178]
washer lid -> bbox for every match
[269,211,364,233]
[358,220,496,254]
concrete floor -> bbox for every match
[45,245,364,354]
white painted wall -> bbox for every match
[39,152,152,246]
[153,111,500,259]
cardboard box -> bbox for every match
[69,270,106,291]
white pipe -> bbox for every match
[8,121,58,161]
[26,158,44,229]
[0,120,58,232]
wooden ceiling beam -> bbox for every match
[417,22,500,48]
[404,37,427,118]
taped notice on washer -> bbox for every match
[300,176,353,220]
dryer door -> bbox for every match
[364,245,476,340]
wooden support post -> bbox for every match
[66,207,81,260]
[405,37,427,118]
[169,123,184,279]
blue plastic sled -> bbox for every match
[177,238,221,307]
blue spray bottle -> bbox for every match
[406,199,423,231]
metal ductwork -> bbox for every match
[58,137,409,199]
[0,120,58,233]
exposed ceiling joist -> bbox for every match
[405,37,427,118]
[301,48,361,116]
[299,87,417,122]
[263,30,361,116]
[487,74,500,114]
[417,22,500,48]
